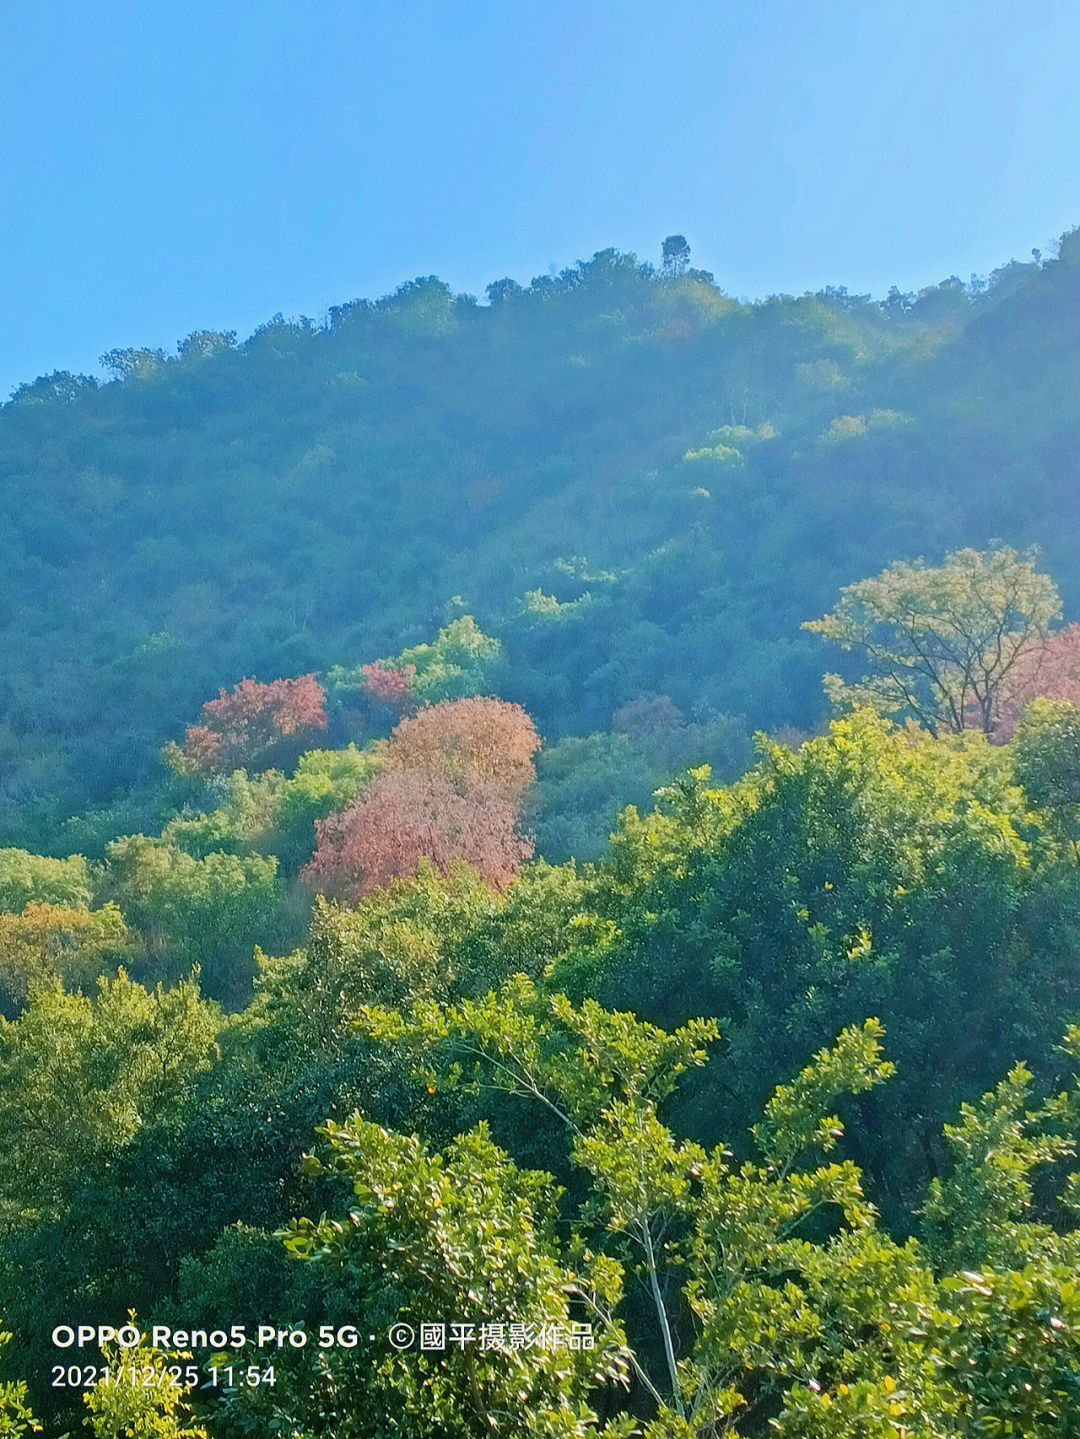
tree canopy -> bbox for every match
[805,546,1061,733]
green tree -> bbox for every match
[805,547,1061,734]
[0,900,129,1010]
[0,974,221,1428]
[661,236,691,279]
[99,348,167,381]
[0,849,91,912]
[318,987,1080,1435]
[273,745,383,870]
[541,711,1080,1210]
[264,864,497,1050]
[327,618,503,716]
[279,1120,631,1437]
[176,330,236,363]
[1012,698,1080,859]
[102,835,284,1000]
[0,971,219,1215]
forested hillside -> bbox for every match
[5,235,1080,1437]
[4,231,1080,850]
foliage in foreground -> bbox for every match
[237,997,1080,1434]
[0,699,1079,1432]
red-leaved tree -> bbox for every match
[995,624,1080,739]
[361,663,416,708]
[301,697,539,899]
[165,674,328,774]
[301,771,533,900]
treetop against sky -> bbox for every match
[3,0,1080,395]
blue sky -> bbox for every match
[2,0,1079,396]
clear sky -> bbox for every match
[2,0,1079,397]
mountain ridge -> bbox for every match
[2,233,1079,844]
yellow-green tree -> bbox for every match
[87,1329,205,1439]
[805,547,1061,733]
[0,1329,38,1435]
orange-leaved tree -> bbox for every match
[0,901,129,1009]
[384,697,539,798]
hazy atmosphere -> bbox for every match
[5,6,1080,1436]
